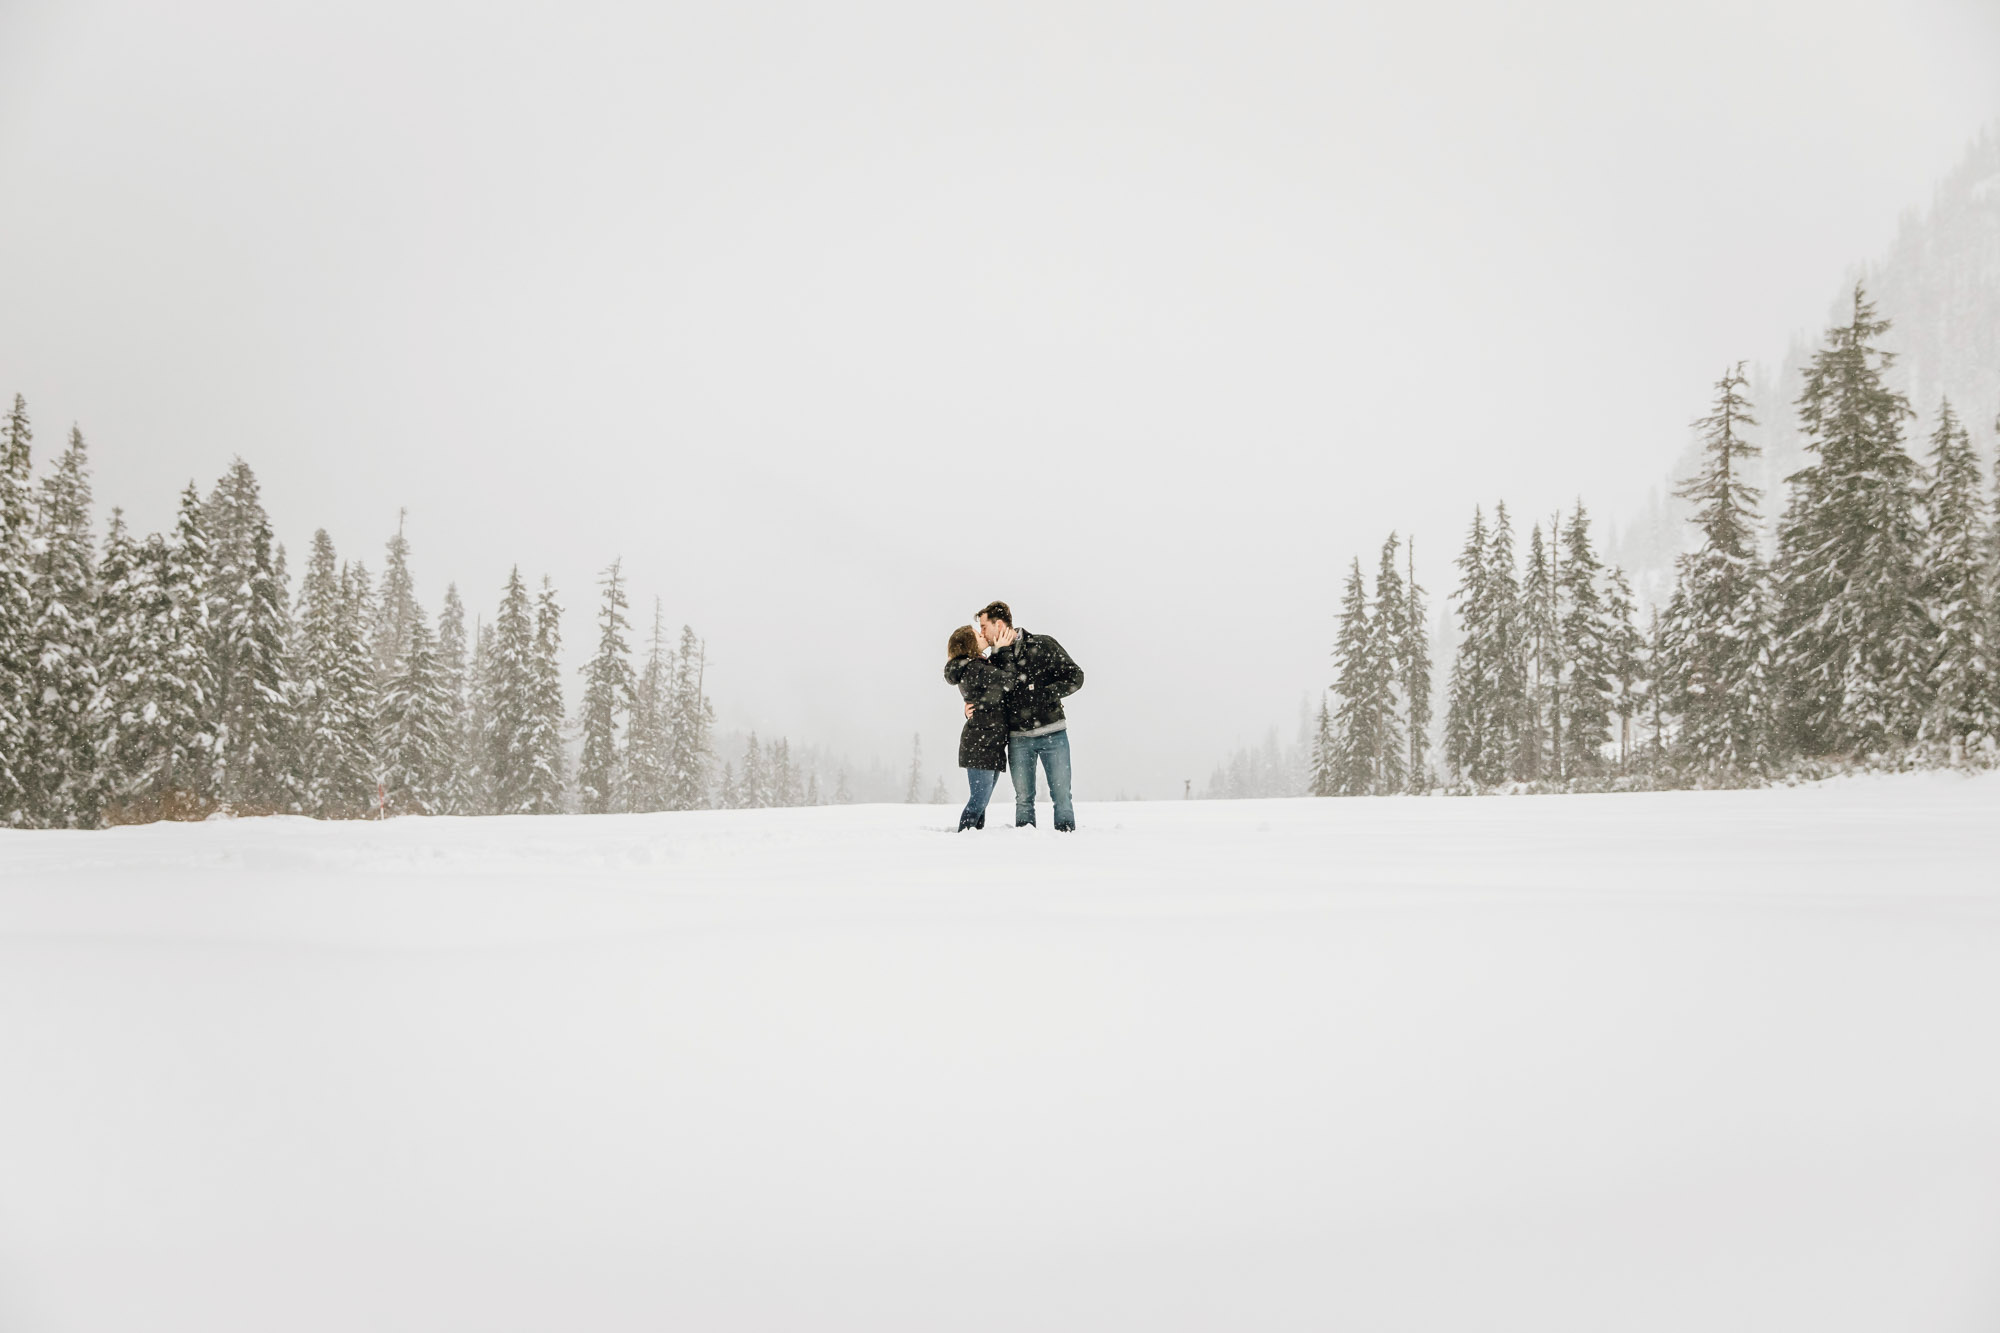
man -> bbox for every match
[973,600,1084,832]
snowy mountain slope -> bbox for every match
[3,776,1999,1332]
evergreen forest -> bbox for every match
[1313,288,2000,795]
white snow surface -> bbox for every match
[4,774,2000,1332]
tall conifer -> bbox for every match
[0,395,34,820]
[462,617,497,814]
[1487,503,1529,783]
[1308,694,1337,796]
[1519,523,1557,781]
[1330,557,1377,794]
[485,568,538,813]
[1603,566,1646,771]
[92,511,147,806]
[576,559,635,814]
[371,509,419,688]
[377,613,453,814]
[1402,539,1433,791]
[745,733,771,808]
[1444,507,1495,784]
[523,577,567,813]
[1916,399,1995,742]
[1557,503,1612,778]
[146,484,217,802]
[294,532,376,816]
[1667,364,1772,772]
[25,426,102,824]
[663,626,712,810]
[203,460,293,808]
[434,584,475,812]
[625,599,671,812]
[1773,286,1926,754]
[771,738,800,807]
[1370,535,1408,794]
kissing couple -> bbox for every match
[942,600,1085,833]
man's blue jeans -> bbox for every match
[1008,729,1074,829]
[960,767,999,830]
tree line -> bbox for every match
[1315,287,1999,794]
[0,420,730,826]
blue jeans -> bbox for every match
[1008,729,1074,829]
[960,767,999,829]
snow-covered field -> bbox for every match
[4,774,1999,1332]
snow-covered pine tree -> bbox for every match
[24,425,103,825]
[0,394,32,821]
[337,561,382,812]
[770,737,799,807]
[139,483,218,805]
[1444,506,1494,785]
[1402,538,1433,791]
[740,733,768,808]
[1643,605,1669,771]
[484,568,537,813]
[1666,363,1773,774]
[370,509,419,690]
[1370,535,1408,795]
[91,511,146,807]
[522,576,567,813]
[804,770,820,805]
[292,532,337,808]
[1486,503,1529,784]
[293,533,377,817]
[1916,399,1995,744]
[1603,565,1646,771]
[930,775,947,804]
[434,584,474,813]
[576,558,635,814]
[1329,557,1377,795]
[1773,286,1926,756]
[834,768,853,804]
[1557,503,1612,779]
[624,598,670,813]
[377,612,453,815]
[461,617,497,814]
[1518,521,1557,781]
[1308,693,1337,796]
[1990,410,2000,676]
[95,509,216,816]
[718,761,740,809]
[903,732,922,803]
[203,460,294,810]
[664,626,712,811]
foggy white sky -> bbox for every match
[3,0,1997,797]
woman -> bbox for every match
[943,623,1014,831]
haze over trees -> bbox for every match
[1305,287,1998,796]
[9,267,1997,826]
[0,418,763,827]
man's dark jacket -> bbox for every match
[944,654,1014,771]
[991,630,1084,736]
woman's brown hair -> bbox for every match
[947,625,981,663]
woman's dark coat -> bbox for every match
[945,654,1014,771]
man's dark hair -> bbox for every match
[976,600,1012,627]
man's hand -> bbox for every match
[965,702,975,719]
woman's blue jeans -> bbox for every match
[960,767,999,829]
